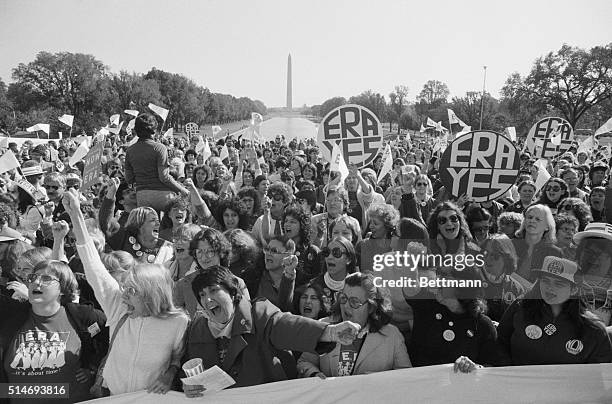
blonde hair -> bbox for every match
[123,263,187,319]
[125,207,157,235]
[517,204,556,243]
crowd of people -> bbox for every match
[0,112,611,403]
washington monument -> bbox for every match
[286,53,292,111]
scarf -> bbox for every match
[203,311,235,339]
[324,272,345,291]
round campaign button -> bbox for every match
[443,329,455,342]
[435,313,442,320]
[525,325,543,340]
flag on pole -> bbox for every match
[124,109,139,117]
[219,144,229,162]
[595,117,612,137]
[435,121,447,133]
[0,138,9,149]
[426,117,437,127]
[126,119,136,136]
[95,127,109,143]
[549,125,562,146]
[69,141,90,167]
[577,135,598,154]
[162,128,174,140]
[212,125,222,137]
[251,112,264,126]
[447,109,468,128]
[108,121,124,135]
[419,124,426,133]
[26,124,50,135]
[58,114,74,127]
[58,132,63,140]
[0,150,20,174]
[201,139,212,163]
[330,142,349,184]
[534,159,551,192]
[109,114,120,126]
[148,103,169,121]
[504,127,517,142]
[377,144,393,184]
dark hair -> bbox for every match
[301,162,318,180]
[189,227,231,267]
[554,214,579,233]
[160,198,191,230]
[191,265,242,306]
[267,182,292,204]
[465,206,492,237]
[16,187,36,214]
[293,281,329,319]
[331,272,392,333]
[134,113,158,138]
[192,165,212,188]
[214,198,250,231]
[557,197,592,231]
[185,149,197,160]
[253,175,269,189]
[282,203,312,247]
[324,236,357,274]
[522,280,603,338]
[224,229,261,267]
[428,201,473,242]
[237,187,261,216]
[536,177,569,206]
[481,234,518,275]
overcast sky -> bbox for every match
[1,0,610,108]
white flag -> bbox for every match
[577,135,598,154]
[108,121,124,135]
[69,141,90,167]
[420,124,426,133]
[201,139,212,163]
[534,159,551,192]
[162,128,174,140]
[124,109,139,117]
[330,142,349,184]
[595,117,612,137]
[109,114,120,126]
[447,109,468,128]
[26,124,50,135]
[212,125,222,137]
[219,144,229,161]
[58,132,63,140]
[148,103,169,121]
[549,125,562,146]
[126,119,136,136]
[377,144,393,184]
[435,121,447,133]
[251,112,264,126]
[504,127,517,142]
[426,117,437,127]
[95,127,109,143]
[58,114,74,127]
[0,150,20,174]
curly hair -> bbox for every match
[267,182,292,204]
[224,228,261,266]
[189,227,232,267]
[427,201,472,242]
[331,272,392,334]
[367,203,400,238]
[192,165,212,188]
[214,197,250,231]
[283,203,312,246]
[237,187,261,216]
[329,215,362,245]
[160,197,191,230]
[481,234,518,275]
[557,197,592,231]
[191,265,243,306]
[536,177,569,206]
[293,281,329,319]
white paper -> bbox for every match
[180,365,235,393]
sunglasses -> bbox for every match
[195,249,217,258]
[337,292,367,309]
[415,182,428,187]
[270,194,284,202]
[44,184,59,191]
[437,215,459,225]
[26,273,59,285]
[546,185,561,192]
[263,247,290,256]
[561,204,577,211]
[67,185,80,190]
[322,247,346,258]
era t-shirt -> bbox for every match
[337,336,366,376]
[3,307,88,403]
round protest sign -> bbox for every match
[525,117,574,159]
[439,131,520,202]
[185,122,200,138]
[317,104,383,168]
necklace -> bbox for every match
[128,236,157,263]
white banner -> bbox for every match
[85,363,612,404]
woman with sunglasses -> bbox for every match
[512,204,563,286]
[297,272,411,378]
[492,256,612,368]
[310,236,357,314]
[399,174,435,223]
[479,234,525,323]
[62,189,190,396]
[505,180,536,214]
[173,227,250,318]
[100,178,174,265]
[556,197,592,231]
[0,259,108,402]
[536,177,570,215]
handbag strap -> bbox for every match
[109,313,129,348]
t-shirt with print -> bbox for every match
[337,336,366,376]
[3,307,88,403]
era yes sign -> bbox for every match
[317,104,383,168]
[439,131,520,202]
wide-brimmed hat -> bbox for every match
[573,222,612,245]
[532,256,578,284]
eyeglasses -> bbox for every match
[322,247,346,258]
[437,215,459,225]
[337,292,368,309]
[195,249,217,258]
[26,273,60,285]
[546,185,561,192]
[270,194,284,202]
[263,247,290,256]
[561,204,577,211]
[416,182,428,187]
[44,184,59,190]
[67,185,80,190]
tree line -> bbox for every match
[0,52,267,136]
[308,43,612,137]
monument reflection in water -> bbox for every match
[258,117,318,142]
